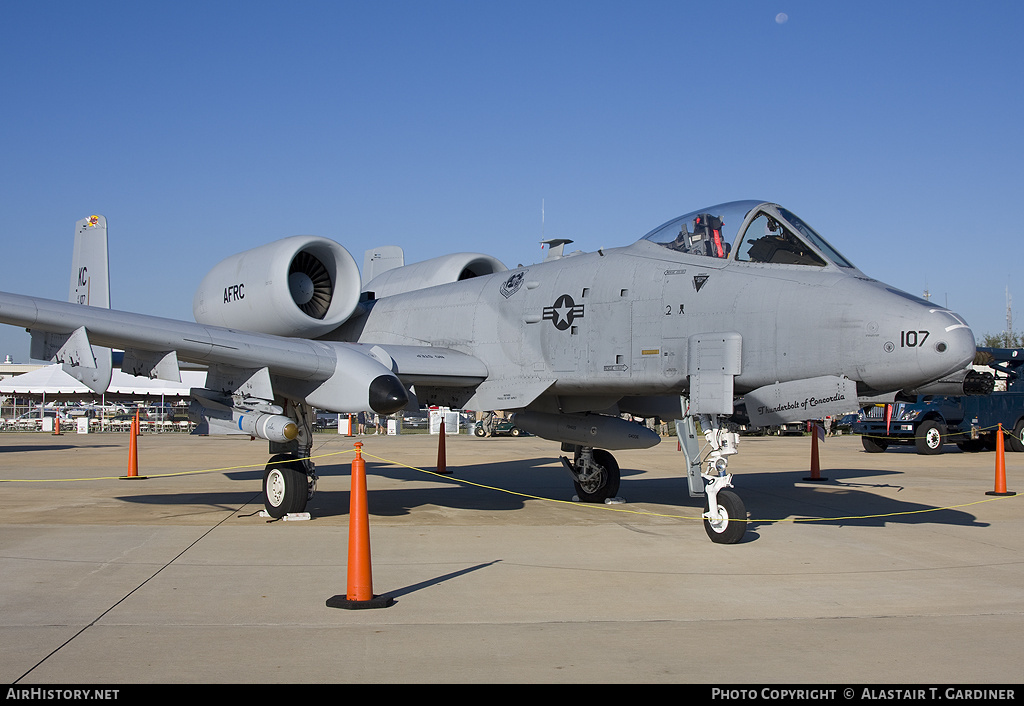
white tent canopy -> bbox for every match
[0,364,206,397]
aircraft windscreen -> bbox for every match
[640,200,760,258]
[643,201,857,269]
[734,211,828,267]
[777,208,855,268]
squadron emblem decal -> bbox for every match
[500,270,527,299]
[693,274,710,292]
[543,294,584,331]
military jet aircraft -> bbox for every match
[0,201,978,543]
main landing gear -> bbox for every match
[261,403,317,519]
[560,446,621,503]
[262,453,316,518]
[560,414,747,544]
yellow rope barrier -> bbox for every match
[0,448,356,483]
[858,420,1012,443]
[358,451,1019,525]
[0,442,1016,524]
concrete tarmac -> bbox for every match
[1,428,1022,684]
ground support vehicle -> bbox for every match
[852,347,1024,454]
[474,418,527,437]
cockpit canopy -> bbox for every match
[640,200,855,269]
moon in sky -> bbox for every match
[775,13,788,24]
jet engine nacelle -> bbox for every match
[193,236,361,338]
[362,252,507,299]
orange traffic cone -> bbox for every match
[52,416,63,435]
[804,423,828,482]
[327,442,393,609]
[120,412,146,480]
[436,418,451,474]
[987,423,1015,497]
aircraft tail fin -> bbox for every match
[29,215,113,393]
[362,246,404,288]
[69,215,110,308]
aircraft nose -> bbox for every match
[917,309,976,382]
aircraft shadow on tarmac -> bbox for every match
[735,467,989,534]
[0,444,120,453]
[114,456,988,538]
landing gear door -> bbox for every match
[687,332,742,415]
[675,404,704,498]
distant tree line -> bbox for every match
[981,332,1024,348]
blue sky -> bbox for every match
[2,0,1022,361]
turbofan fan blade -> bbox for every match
[289,251,333,319]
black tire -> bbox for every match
[862,435,888,453]
[262,455,308,518]
[573,449,620,503]
[915,419,945,455]
[474,426,485,437]
[510,427,521,437]
[704,489,747,544]
[1009,420,1024,453]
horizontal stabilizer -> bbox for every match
[745,375,858,427]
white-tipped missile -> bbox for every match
[511,411,660,450]
[189,399,298,444]
[236,412,298,444]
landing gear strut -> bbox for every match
[561,446,620,503]
[677,411,748,544]
[261,402,317,518]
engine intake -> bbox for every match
[193,236,361,338]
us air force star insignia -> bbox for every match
[543,294,584,330]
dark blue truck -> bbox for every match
[852,347,1024,455]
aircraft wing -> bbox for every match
[0,290,487,414]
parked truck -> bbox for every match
[852,347,1024,454]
